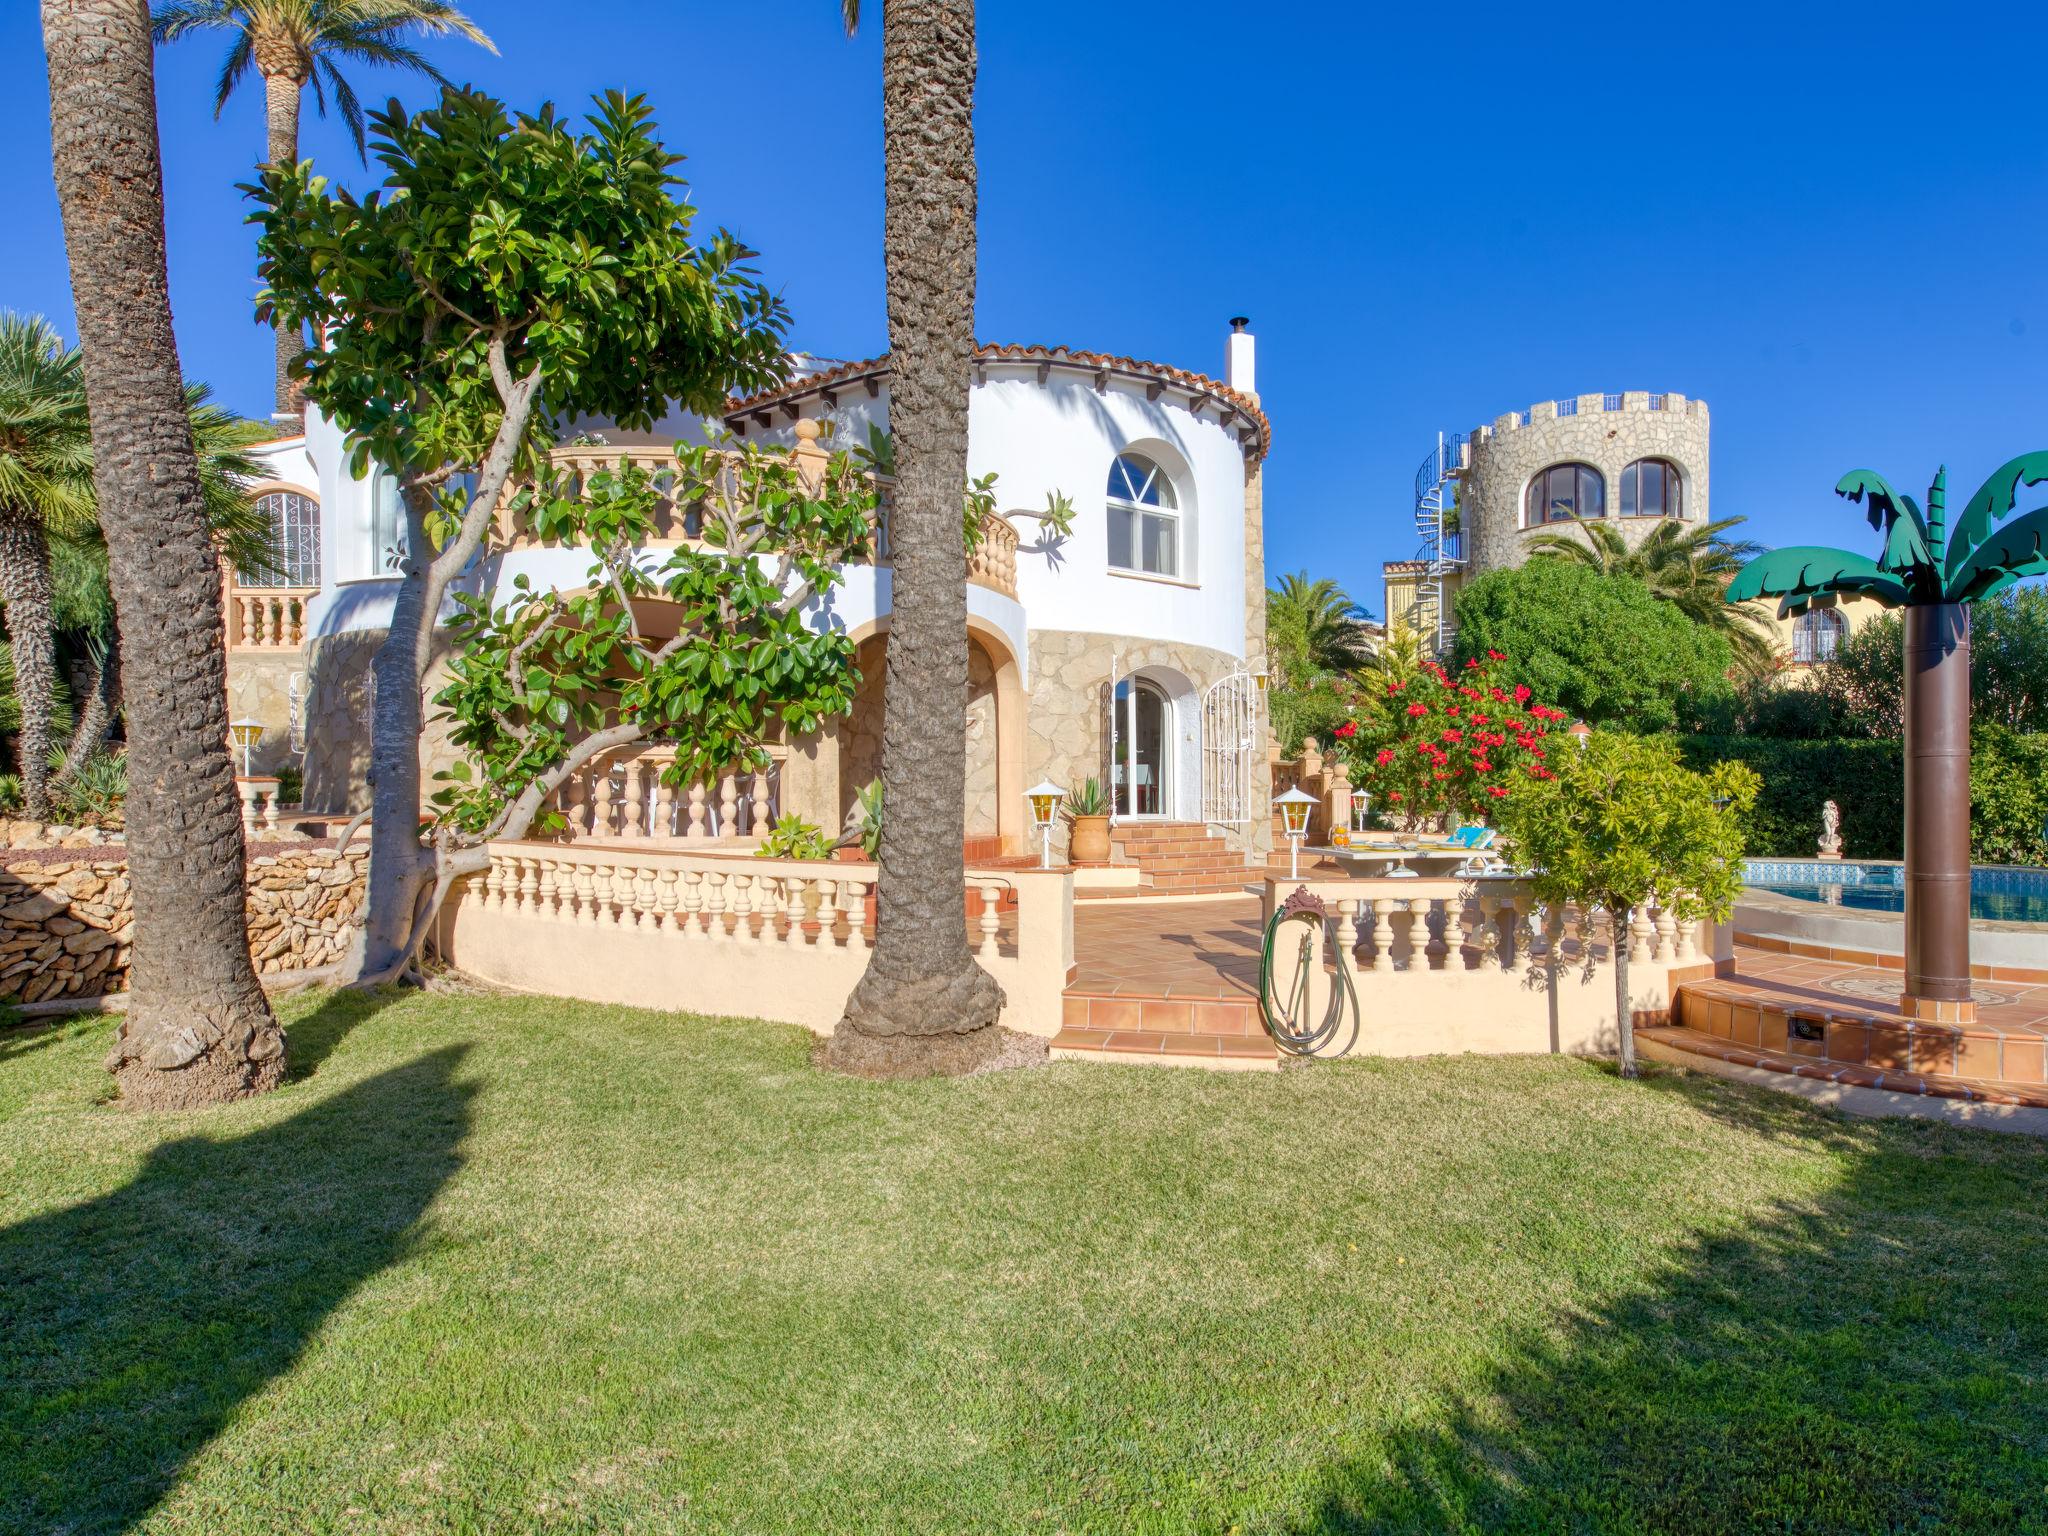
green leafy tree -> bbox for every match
[1525,513,1774,672]
[1453,562,1733,732]
[1728,455,2048,1012]
[1268,571,1376,686]
[421,447,875,953]
[149,0,494,413]
[252,87,791,986]
[1498,732,1758,1078]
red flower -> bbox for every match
[1386,682,1403,694]
[1333,721,1357,739]
[1464,658,1481,669]
[1487,649,1506,661]
[1375,748,1394,766]
[1472,713,1488,724]
[1407,703,1428,717]
[1513,684,1531,703]
[1389,792,1404,802]
[1473,759,1494,773]
[1446,706,1460,717]
[1441,729,1463,743]
[1486,784,1509,799]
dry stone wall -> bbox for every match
[0,846,366,1006]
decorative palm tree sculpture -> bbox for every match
[1727,454,2048,1023]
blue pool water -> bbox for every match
[1743,860,2048,924]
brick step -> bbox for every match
[1128,853,1252,873]
[1109,823,1217,843]
[1641,1025,2048,1108]
[1113,836,1230,854]
[1146,875,1258,894]
[1050,1026,1277,1070]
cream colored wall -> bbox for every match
[1743,594,1885,677]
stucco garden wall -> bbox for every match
[1462,393,1710,575]
[0,846,366,1005]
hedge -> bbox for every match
[1678,732,2048,865]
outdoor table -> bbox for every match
[1305,843,1497,879]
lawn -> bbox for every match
[1,989,2044,1534]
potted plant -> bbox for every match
[1065,777,1110,863]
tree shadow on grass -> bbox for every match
[0,1027,475,1534]
[1282,1073,2048,1534]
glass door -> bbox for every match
[1113,679,1170,818]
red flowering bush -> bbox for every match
[1338,654,1566,830]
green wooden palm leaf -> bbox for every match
[1943,504,2048,603]
[1835,470,1932,577]
[1945,451,2048,579]
[1724,545,1910,608]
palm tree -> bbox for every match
[0,315,92,819]
[1526,514,1776,671]
[827,0,1009,1077]
[41,0,285,1107]
[1728,454,2048,1024]
[0,315,272,815]
[1267,571,1376,691]
[149,0,494,414]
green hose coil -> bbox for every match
[1257,890,1361,1058]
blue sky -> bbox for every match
[4,1,2044,611]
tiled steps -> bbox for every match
[1053,989,1277,1069]
[1665,978,2048,1104]
[1107,823,1258,897]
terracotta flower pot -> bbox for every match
[1068,813,1111,864]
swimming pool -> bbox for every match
[1743,860,2048,925]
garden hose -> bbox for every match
[1257,892,1360,1058]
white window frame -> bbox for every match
[1106,453,1181,580]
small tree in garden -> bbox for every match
[413,446,875,959]
[1337,652,1568,830]
[252,87,790,985]
[1497,732,1757,1078]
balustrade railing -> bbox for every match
[548,742,785,844]
[226,582,314,649]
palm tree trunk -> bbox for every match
[828,0,1007,1076]
[0,506,59,820]
[261,64,304,419]
[59,628,119,782]
[1902,602,1974,1020]
[41,0,284,1108]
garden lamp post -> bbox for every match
[1568,720,1592,750]
[1026,780,1065,870]
[1274,786,1316,880]
[1350,787,1372,834]
[229,717,264,777]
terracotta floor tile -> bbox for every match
[1101,1030,1167,1052]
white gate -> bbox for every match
[1200,670,1259,826]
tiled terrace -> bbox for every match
[1056,897,1275,1066]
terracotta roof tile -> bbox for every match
[725,342,1272,462]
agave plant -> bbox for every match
[1726,453,2048,1019]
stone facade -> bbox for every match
[0,847,367,1005]
[841,633,1001,839]
[1024,630,1262,858]
[222,650,307,777]
[1461,393,1710,576]
[300,628,463,814]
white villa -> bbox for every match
[230,321,1274,874]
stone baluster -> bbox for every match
[1333,899,1361,987]
[1651,897,1677,963]
[844,881,869,951]
[731,872,755,941]
[701,870,727,938]
[1675,903,1700,963]
[750,769,773,838]
[536,858,561,918]
[1423,899,1448,970]
[518,857,540,915]
[565,863,591,925]
[1477,895,1503,970]
[977,881,1004,960]
[620,760,645,839]
[597,865,623,926]
[653,769,677,841]
[592,765,617,842]
[686,781,709,839]
[1628,904,1653,966]
[818,880,841,947]
[785,875,808,947]
[1392,905,1419,971]
[1456,898,1481,969]
[718,773,739,840]
[657,868,679,931]
[1500,894,1528,976]
[1369,898,1396,973]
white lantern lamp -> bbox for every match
[1274,785,1317,880]
[1350,786,1372,833]
[1026,779,1065,870]
[229,716,265,777]
[1568,719,1592,750]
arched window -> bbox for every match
[1107,452,1179,577]
[1523,463,1605,526]
[1621,458,1683,519]
[1794,608,1846,665]
[241,490,320,586]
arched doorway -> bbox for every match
[1112,676,1172,819]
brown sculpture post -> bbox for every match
[1902,602,1973,1024]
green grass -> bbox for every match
[2,990,2045,1534]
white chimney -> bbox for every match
[1226,316,1255,397]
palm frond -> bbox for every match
[1944,506,2048,604]
[1726,545,1909,608]
[1947,451,2048,578]
[842,0,861,35]
[320,56,369,158]
[148,0,236,43]
[1835,469,1932,576]
[211,27,256,116]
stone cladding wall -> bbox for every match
[0,845,366,1005]
[1462,393,1710,576]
